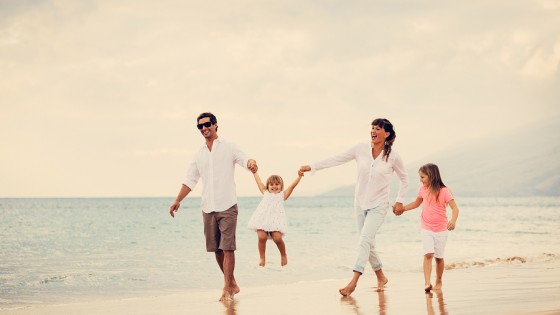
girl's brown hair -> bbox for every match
[419,163,446,202]
[265,175,284,191]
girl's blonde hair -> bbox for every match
[265,175,284,191]
[419,163,446,202]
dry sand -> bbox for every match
[2,260,559,315]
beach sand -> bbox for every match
[2,260,559,315]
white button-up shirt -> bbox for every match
[183,138,250,213]
[310,142,409,211]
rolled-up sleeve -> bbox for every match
[182,158,200,190]
[231,142,250,170]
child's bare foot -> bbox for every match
[281,255,288,266]
[259,258,265,267]
[375,277,388,292]
[339,282,357,296]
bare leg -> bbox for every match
[423,253,434,291]
[215,250,240,301]
[339,271,361,296]
[434,257,444,290]
[374,269,388,292]
[257,230,268,266]
[271,231,287,266]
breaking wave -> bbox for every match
[445,252,559,270]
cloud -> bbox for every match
[1,0,559,197]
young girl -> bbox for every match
[397,163,459,292]
[247,171,303,267]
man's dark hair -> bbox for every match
[197,112,218,131]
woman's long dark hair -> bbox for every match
[372,118,396,161]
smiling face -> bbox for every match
[197,117,218,140]
[370,124,390,146]
[267,182,282,194]
[265,175,284,194]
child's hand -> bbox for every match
[392,203,404,216]
[298,170,304,177]
[447,220,456,231]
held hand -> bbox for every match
[169,202,180,218]
[298,170,305,177]
[392,202,404,216]
[299,165,311,173]
[447,220,456,231]
[247,159,258,173]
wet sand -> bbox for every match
[2,260,559,315]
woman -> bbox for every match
[299,118,409,296]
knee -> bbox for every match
[272,234,283,243]
[424,253,434,260]
[359,233,375,245]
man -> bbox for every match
[169,112,258,301]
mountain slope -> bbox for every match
[320,119,560,197]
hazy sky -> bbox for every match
[1,0,559,198]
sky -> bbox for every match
[1,0,559,198]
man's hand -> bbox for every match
[247,159,258,173]
[169,201,180,218]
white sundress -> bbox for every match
[247,191,288,235]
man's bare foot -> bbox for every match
[434,279,442,290]
[233,284,240,294]
[220,285,238,302]
[259,258,265,267]
[375,277,388,292]
[425,284,432,292]
[219,291,233,302]
[339,282,357,296]
[281,255,288,266]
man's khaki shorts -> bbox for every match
[202,204,238,252]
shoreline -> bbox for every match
[2,260,559,315]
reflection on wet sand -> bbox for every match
[426,290,448,315]
[340,291,387,315]
[221,299,237,315]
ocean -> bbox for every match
[1,196,559,308]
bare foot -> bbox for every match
[425,284,433,292]
[434,279,442,290]
[234,285,240,294]
[259,258,265,267]
[219,284,239,302]
[219,290,233,302]
[281,255,288,266]
[375,277,388,292]
[339,282,357,296]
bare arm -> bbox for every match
[395,197,423,216]
[169,184,192,218]
[447,199,459,230]
[283,172,304,200]
[253,172,266,194]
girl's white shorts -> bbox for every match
[421,229,448,258]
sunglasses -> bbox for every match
[196,121,213,129]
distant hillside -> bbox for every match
[320,119,560,198]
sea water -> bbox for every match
[1,196,559,307]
